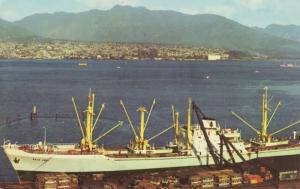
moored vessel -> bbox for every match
[2,88,300,175]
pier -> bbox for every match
[0,105,79,128]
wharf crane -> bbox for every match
[232,87,300,145]
[72,89,123,151]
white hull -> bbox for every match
[4,145,300,173]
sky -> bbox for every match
[0,0,299,27]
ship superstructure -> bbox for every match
[2,88,300,174]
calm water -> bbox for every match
[1,59,300,180]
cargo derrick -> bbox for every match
[120,99,156,151]
[232,87,300,146]
[120,98,184,152]
[72,89,123,151]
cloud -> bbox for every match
[0,9,19,21]
[0,0,20,21]
[239,0,268,10]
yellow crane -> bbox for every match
[232,87,300,143]
[120,99,156,150]
[72,89,123,151]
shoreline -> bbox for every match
[0,58,299,62]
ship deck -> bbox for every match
[247,143,300,152]
[14,144,192,158]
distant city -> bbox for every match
[0,41,256,61]
[0,5,299,60]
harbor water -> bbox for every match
[1,59,300,180]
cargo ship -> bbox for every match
[280,63,300,68]
[2,87,300,174]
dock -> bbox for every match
[1,166,300,189]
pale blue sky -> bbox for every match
[0,0,299,27]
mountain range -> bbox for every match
[262,24,300,42]
[1,5,300,58]
[0,19,37,41]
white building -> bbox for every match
[208,54,221,61]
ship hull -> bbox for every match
[252,154,300,171]
[4,148,202,173]
[4,145,300,173]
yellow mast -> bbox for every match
[232,86,300,144]
[187,98,192,149]
[120,99,155,151]
[137,106,148,150]
[175,112,180,145]
[261,87,268,142]
[72,90,122,151]
[172,105,180,145]
[85,90,95,151]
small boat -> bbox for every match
[280,63,300,68]
[78,63,88,67]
